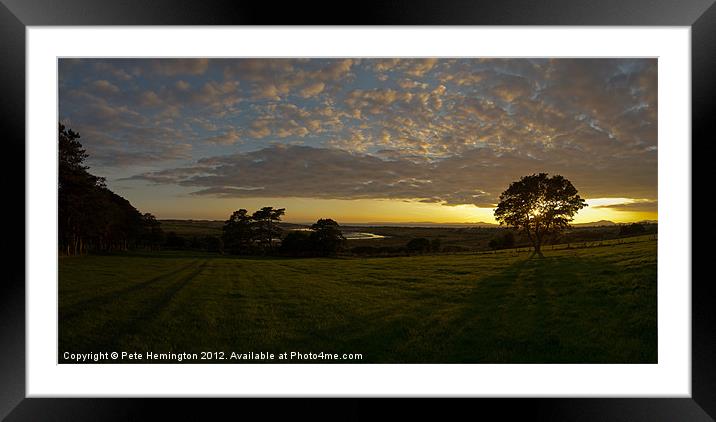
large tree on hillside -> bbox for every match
[494,173,587,258]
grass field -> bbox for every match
[59,237,657,363]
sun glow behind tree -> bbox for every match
[495,173,587,257]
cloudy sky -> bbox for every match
[59,58,657,223]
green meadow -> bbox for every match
[59,237,656,363]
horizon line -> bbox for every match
[155,218,658,225]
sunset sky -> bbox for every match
[58,58,657,224]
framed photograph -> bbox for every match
[2,0,711,419]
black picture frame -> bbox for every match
[1,0,711,420]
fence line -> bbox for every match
[471,233,657,256]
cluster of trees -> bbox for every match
[488,231,516,250]
[221,207,286,254]
[350,245,407,256]
[280,219,347,257]
[406,238,441,254]
[59,124,163,255]
[554,223,655,244]
[618,222,647,236]
[163,232,222,252]
[221,210,347,257]
[350,238,442,256]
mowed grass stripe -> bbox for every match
[58,256,201,308]
[118,260,238,352]
[59,240,656,363]
[103,260,212,353]
[59,259,202,320]
[59,259,207,354]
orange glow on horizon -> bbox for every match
[135,195,657,224]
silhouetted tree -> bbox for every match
[309,219,346,256]
[222,209,255,254]
[430,238,442,253]
[59,123,101,254]
[488,231,515,250]
[142,213,164,250]
[406,238,431,254]
[59,123,89,176]
[619,223,646,236]
[204,236,223,253]
[280,231,314,256]
[189,236,202,249]
[59,123,148,254]
[252,207,285,252]
[442,245,469,253]
[351,246,379,256]
[494,173,586,258]
[164,231,186,250]
[487,238,498,250]
[97,189,145,251]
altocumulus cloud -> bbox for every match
[60,58,657,208]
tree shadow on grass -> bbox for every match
[438,254,657,363]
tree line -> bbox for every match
[222,209,347,257]
[158,214,349,257]
[58,123,348,258]
[59,123,164,255]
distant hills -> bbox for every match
[572,220,617,227]
[342,219,657,228]
[342,221,498,228]
[160,219,657,229]
[572,220,658,227]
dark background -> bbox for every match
[1,0,712,420]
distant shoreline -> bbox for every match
[157,219,658,229]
